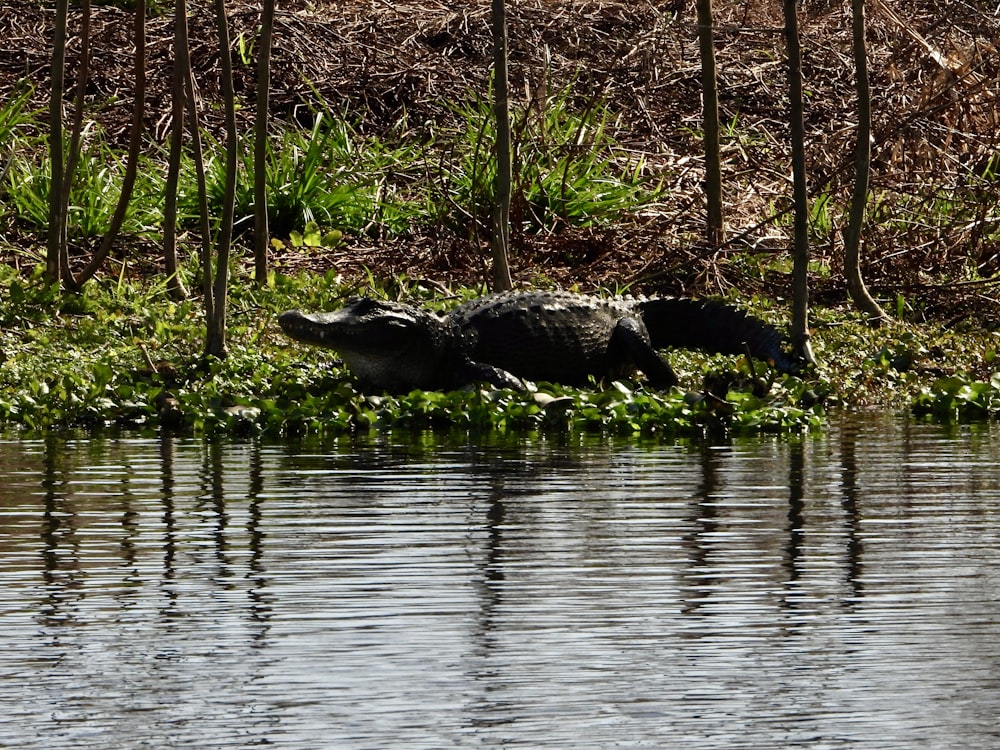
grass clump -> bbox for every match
[1,85,663,254]
[187,112,430,241]
[440,85,665,237]
[5,131,165,240]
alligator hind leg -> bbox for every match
[610,317,679,389]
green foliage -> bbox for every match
[440,85,665,235]
[5,265,1000,438]
[0,85,35,145]
[0,88,668,252]
[6,259,1000,435]
[182,112,428,240]
[5,137,164,238]
[285,220,342,250]
[913,372,1000,422]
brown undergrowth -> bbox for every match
[1,1,998,323]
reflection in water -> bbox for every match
[681,442,722,615]
[1,416,1000,749]
[783,439,805,600]
[158,432,179,615]
[839,418,865,600]
[39,433,82,629]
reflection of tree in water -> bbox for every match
[184,437,273,644]
[680,441,722,616]
[783,439,805,599]
[461,439,579,652]
[158,432,179,616]
[838,419,864,602]
[200,440,232,585]
[245,439,273,644]
[39,433,83,630]
[193,437,275,642]
[462,438,624,731]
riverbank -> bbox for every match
[1,264,997,437]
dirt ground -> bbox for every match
[2,1,998,320]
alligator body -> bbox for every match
[278,290,796,393]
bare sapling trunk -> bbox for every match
[59,0,90,288]
[490,0,514,291]
[73,0,150,291]
[696,0,725,246]
[186,75,213,309]
[46,0,70,284]
[253,0,276,286]
[844,0,889,325]
[783,0,816,365]
[163,0,192,301]
[204,0,240,359]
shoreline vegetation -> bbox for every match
[2,264,998,438]
[2,1,1000,438]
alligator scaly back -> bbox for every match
[449,290,677,387]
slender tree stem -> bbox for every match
[46,0,70,284]
[696,0,725,246]
[784,0,815,364]
[490,0,513,291]
[205,0,239,358]
[253,0,276,286]
[844,0,889,325]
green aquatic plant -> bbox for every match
[6,267,1000,438]
[913,372,1000,422]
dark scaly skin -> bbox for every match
[279,291,797,393]
[449,291,678,388]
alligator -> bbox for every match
[277,290,798,393]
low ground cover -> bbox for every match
[1,264,997,439]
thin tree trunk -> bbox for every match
[844,0,889,325]
[185,68,213,312]
[59,0,90,288]
[253,0,275,286]
[696,0,724,246]
[173,0,213,326]
[490,0,513,291]
[163,0,191,300]
[73,0,151,291]
[46,0,70,284]
[205,0,239,359]
[783,0,815,365]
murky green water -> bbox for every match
[2,415,999,748]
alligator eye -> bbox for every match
[349,297,380,313]
[382,315,415,329]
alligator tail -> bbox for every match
[636,298,800,373]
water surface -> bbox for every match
[2,416,999,748]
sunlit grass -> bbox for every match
[1,87,669,250]
[438,84,666,236]
[5,137,166,238]
[183,111,431,240]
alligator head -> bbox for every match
[278,297,461,393]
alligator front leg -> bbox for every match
[609,317,679,389]
[456,359,527,391]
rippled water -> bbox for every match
[2,416,1000,749]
